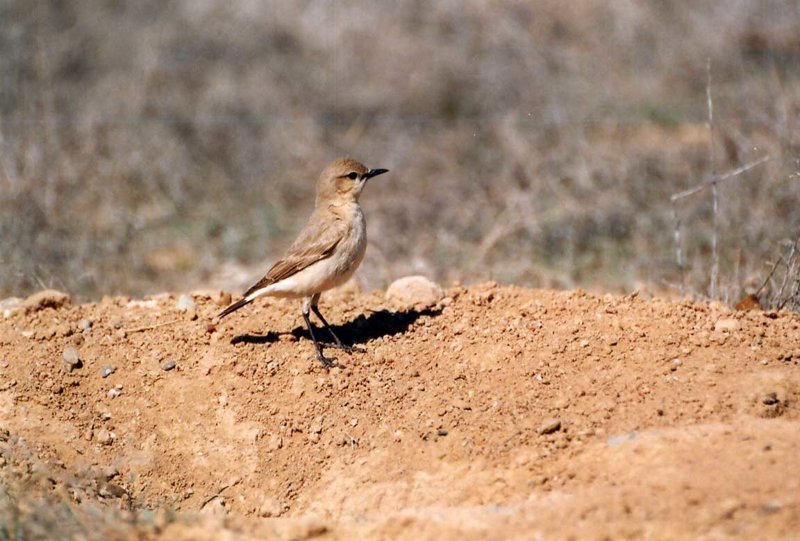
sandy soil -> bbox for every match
[0,283,799,539]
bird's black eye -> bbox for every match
[347,172,358,180]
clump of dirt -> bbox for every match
[0,283,799,539]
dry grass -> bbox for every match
[0,0,798,304]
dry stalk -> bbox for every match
[671,203,685,295]
[670,154,770,298]
[706,59,719,300]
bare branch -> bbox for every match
[670,155,771,202]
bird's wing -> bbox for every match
[242,214,347,298]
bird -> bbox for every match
[217,158,389,367]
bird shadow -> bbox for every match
[231,307,441,346]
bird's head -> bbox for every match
[315,157,388,206]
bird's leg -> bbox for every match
[301,298,338,368]
[310,295,365,354]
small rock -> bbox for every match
[258,496,282,518]
[714,318,740,332]
[385,276,443,309]
[718,498,741,519]
[0,427,9,442]
[107,388,121,398]
[538,419,562,435]
[735,294,762,311]
[95,428,114,445]
[1,297,22,318]
[309,416,324,434]
[266,434,283,451]
[579,339,590,348]
[79,319,93,333]
[23,290,71,313]
[162,360,177,371]
[176,295,197,311]
[437,429,449,436]
[762,392,779,405]
[62,347,82,370]
[101,365,116,378]
[190,289,232,307]
[99,482,127,499]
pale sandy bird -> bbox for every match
[218,158,389,367]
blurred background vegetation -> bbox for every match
[0,0,798,304]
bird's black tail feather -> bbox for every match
[218,297,251,319]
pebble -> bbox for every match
[176,295,197,311]
[714,318,740,332]
[267,434,283,451]
[99,482,127,499]
[62,347,82,370]
[107,388,121,398]
[101,365,116,378]
[190,289,232,307]
[385,276,443,309]
[79,319,93,333]
[1,297,22,318]
[762,392,779,405]
[258,496,282,518]
[162,360,177,371]
[538,419,562,435]
[309,416,324,434]
[95,428,114,445]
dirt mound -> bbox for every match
[1,283,799,539]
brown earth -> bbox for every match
[1,283,799,539]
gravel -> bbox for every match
[538,419,562,435]
[176,295,197,311]
[62,347,82,370]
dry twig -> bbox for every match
[126,319,182,334]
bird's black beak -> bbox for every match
[364,168,389,180]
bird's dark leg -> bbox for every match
[301,297,338,368]
[310,294,365,354]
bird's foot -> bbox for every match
[314,348,342,369]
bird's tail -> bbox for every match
[218,297,251,319]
